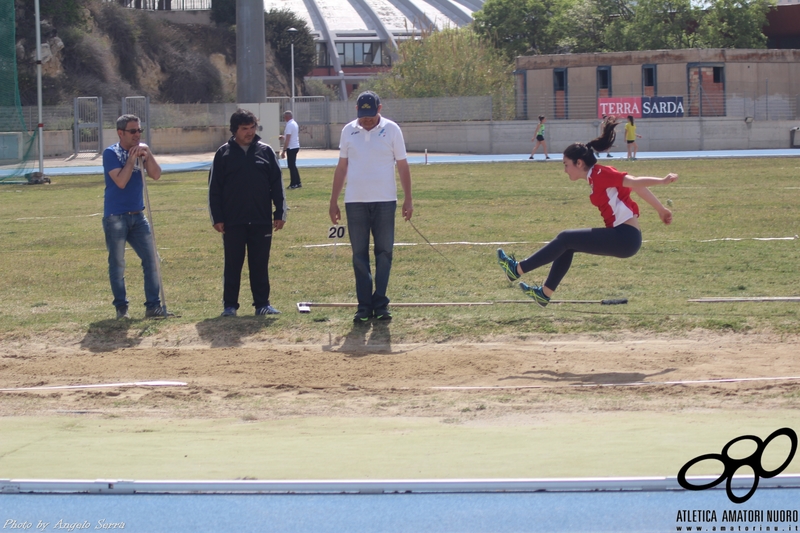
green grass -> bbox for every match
[1,158,798,342]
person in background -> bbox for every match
[625,115,643,161]
[102,114,167,320]
[529,115,550,160]
[599,114,619,158]
[209,109,287,317]
[280,110,302,189]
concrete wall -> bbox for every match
[29,119,800,159]
[37,127,232,158]
[327,119,800,154]
[146,9,212,26]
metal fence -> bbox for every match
[12,89,799,140]
[521,80,799,121]
[16,96,497,133]
[106,0,211,9]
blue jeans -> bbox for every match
[102,213,161,310]
[345,201,396,314]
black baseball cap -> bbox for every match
[356,91,380,118]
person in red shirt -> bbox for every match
[497,126,677,306]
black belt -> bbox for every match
[113,211,142,215]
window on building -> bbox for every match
[553,68,567,119]
[642,65,656,97]
[597,66,611,97]
[336,42,388,66]
[688,65,725,117]
[554,69,566,92]
[316,43,329,67]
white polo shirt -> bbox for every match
[283,119,300,149]
[339,116,407,203]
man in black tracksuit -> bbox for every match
[208,109,287,316]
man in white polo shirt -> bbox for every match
[280,110,302,189]
[329,91,413,323]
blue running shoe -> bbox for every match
[519,282,550,307]
[497,248,520,282]
[255,305,281,315]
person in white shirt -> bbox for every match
[329,91,413,323]
[280,110,302,189]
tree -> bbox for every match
[698,0,774,49]
[472,0,565,59]
[623,0,702,50]
[361,28,515,118]
[264,9,315,81]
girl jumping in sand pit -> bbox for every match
[497,125,677,306]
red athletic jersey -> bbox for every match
[587,165,639,228]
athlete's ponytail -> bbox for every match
[563,116,621,166]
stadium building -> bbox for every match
[262,0,482,97]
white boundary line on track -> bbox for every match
[3,475,799,494]
[431,375,800,391]
[0,381,187,392]
[297,236,798,249]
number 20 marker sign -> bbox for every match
[329,225,345,258]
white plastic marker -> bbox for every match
[689,297,800,303]
[295,299,624,313]
[140,154,170,318]
[329,224,345,259]
[0,381,187,392]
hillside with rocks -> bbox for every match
[14,0,293,106]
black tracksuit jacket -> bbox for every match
[208,135,286,227]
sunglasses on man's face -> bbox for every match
[122,128,143,134]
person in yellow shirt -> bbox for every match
[625,115,642,160]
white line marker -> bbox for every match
[0,380,188,392]
[431,375,800,390]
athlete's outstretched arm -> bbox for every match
[623,173,678,188]
[632,186,673,225]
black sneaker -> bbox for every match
[519,282,551,307]
[497,248,520,282]
[116,306,130,320]
[353,309,372,323]
[145,306,176,318]
[374,309,392,321]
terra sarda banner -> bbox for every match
[598,96,685,118]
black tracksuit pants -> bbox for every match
[222,223,273,309]
[286,148,301,187]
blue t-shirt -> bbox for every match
[103,143,144,217]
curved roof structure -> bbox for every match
[265,0,480,37]
[265,0,484,96]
